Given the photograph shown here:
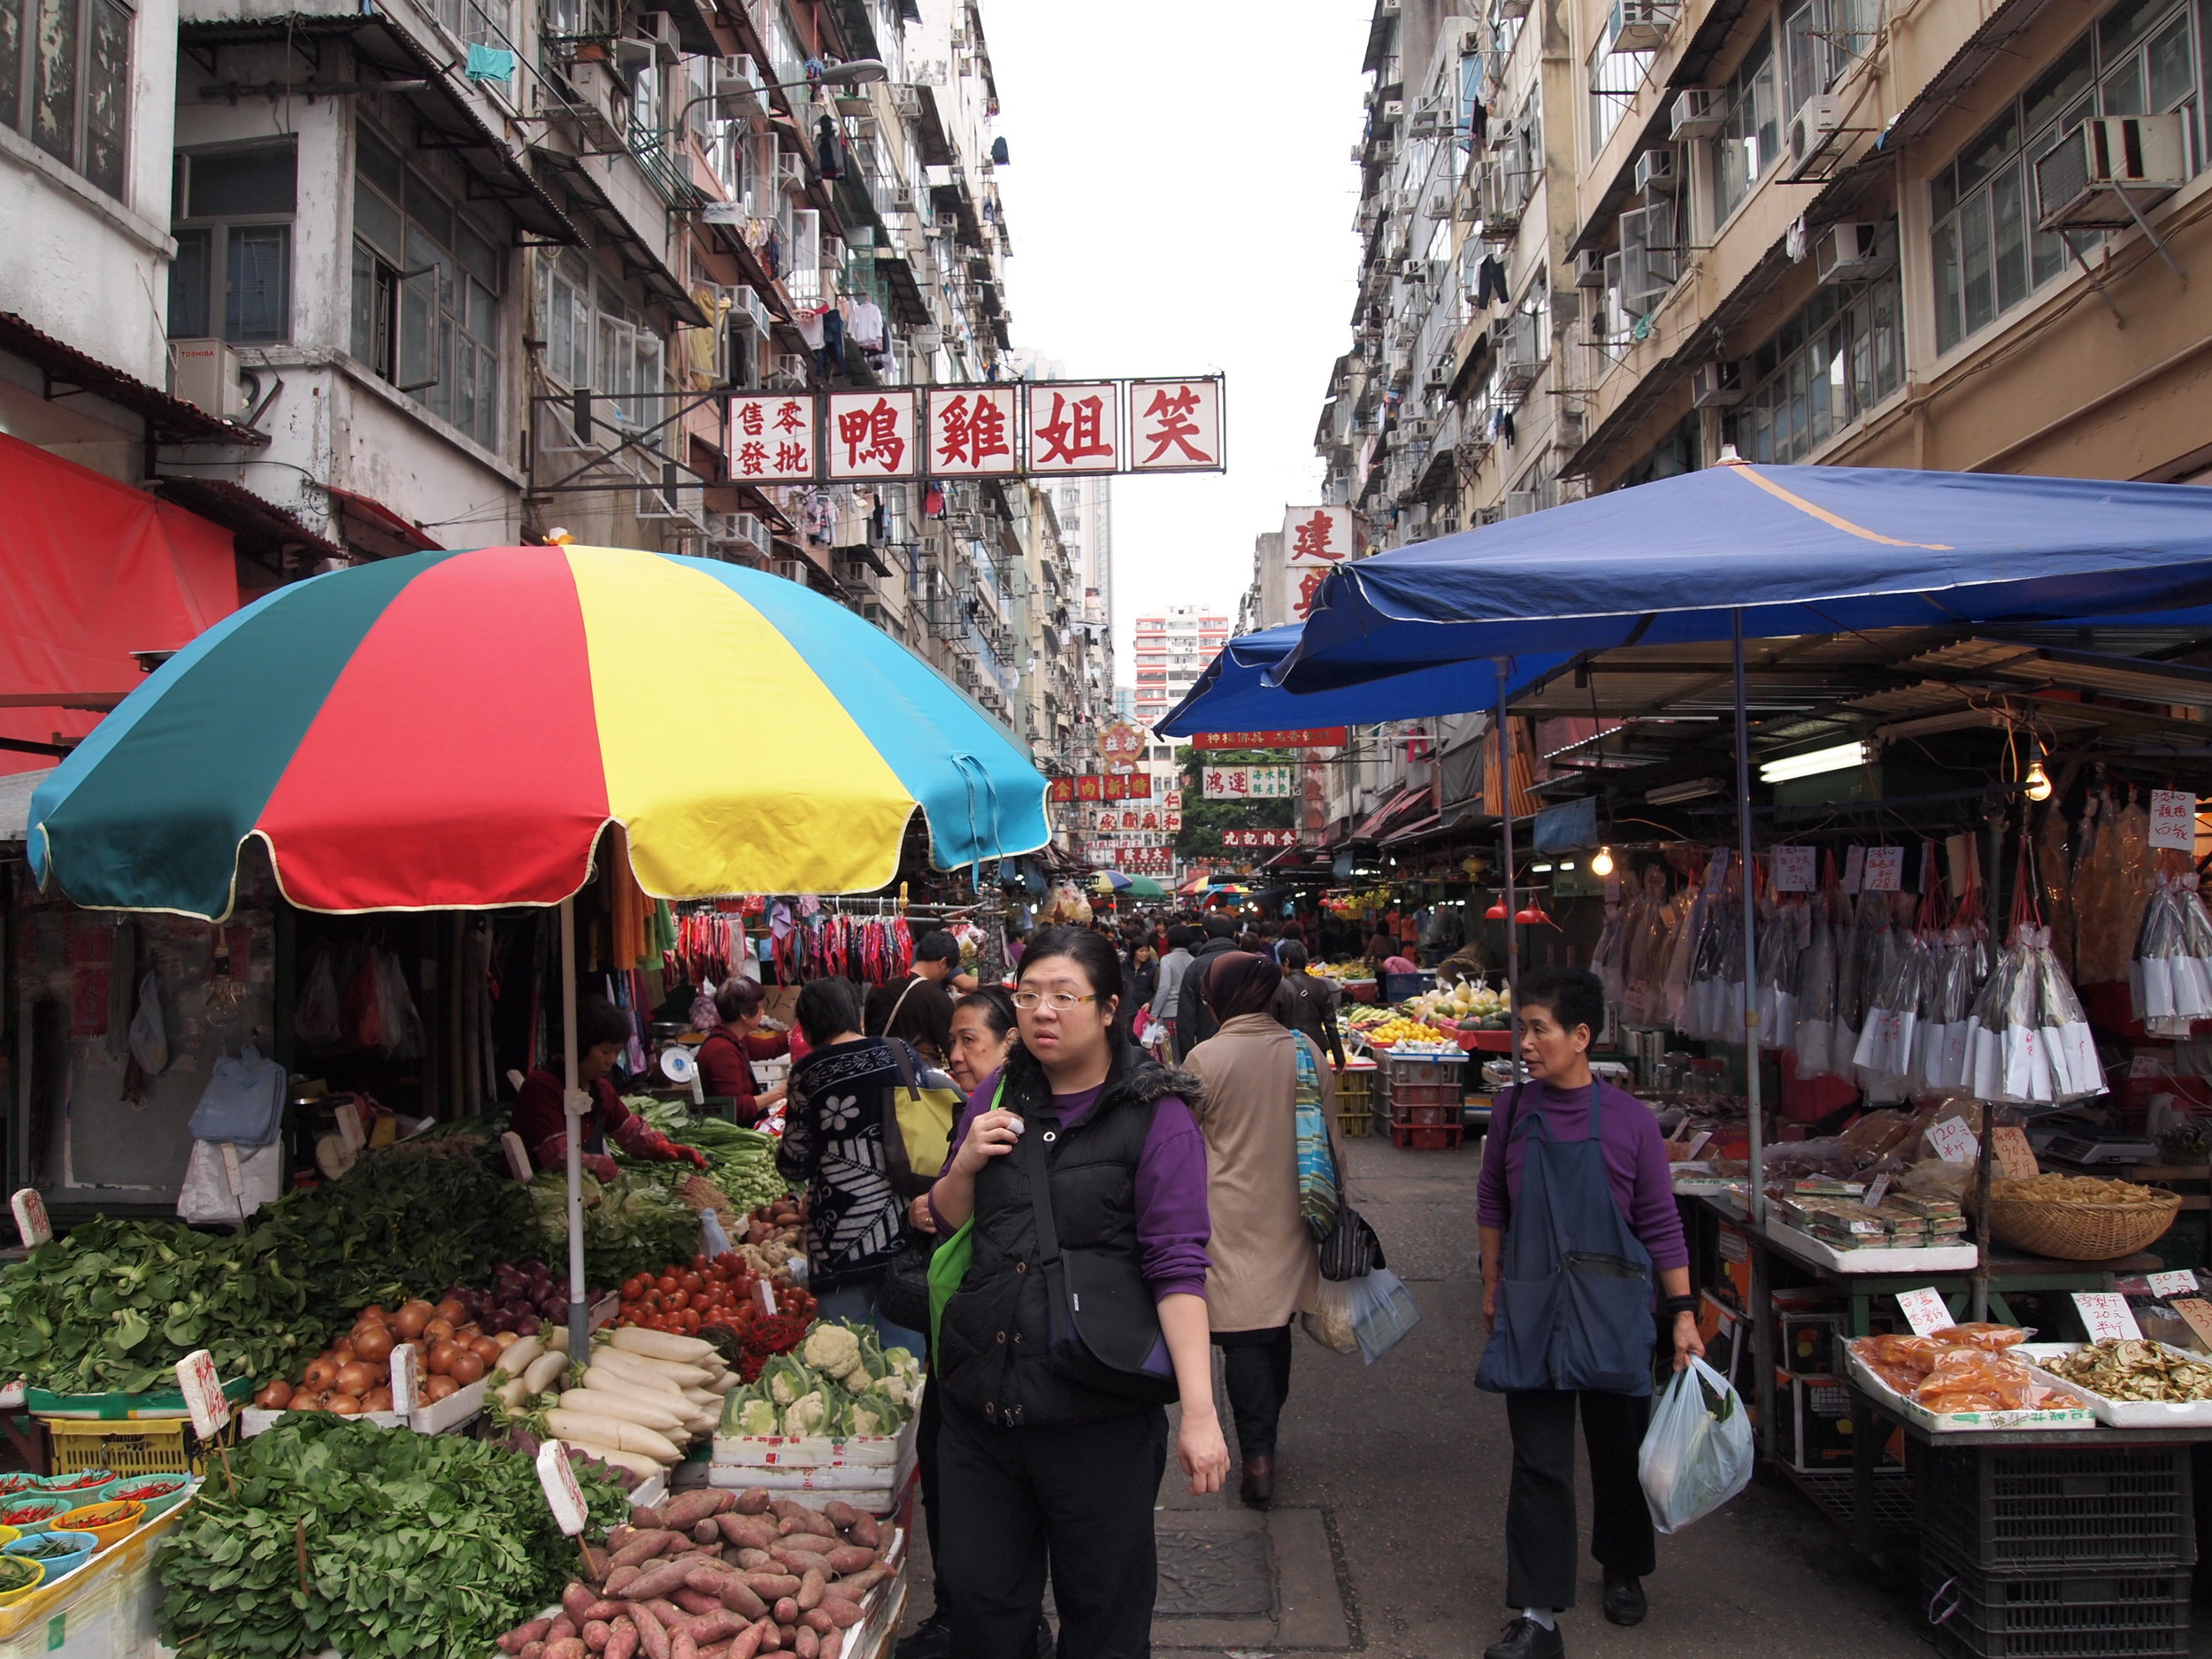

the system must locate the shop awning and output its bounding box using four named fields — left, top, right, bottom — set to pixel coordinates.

left=1349, top=787, right=1430, bottom=843
left=0, top=311, right=262, bottom=446
left=149, top=475, right=342, bottom=577
left=0, top=431, right=241, bottom=773
left=326, top=486, right=444, bottom=560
